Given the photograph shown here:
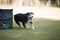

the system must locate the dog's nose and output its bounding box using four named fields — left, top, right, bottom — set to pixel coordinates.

left=32, top=16, right=33, bottom=17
